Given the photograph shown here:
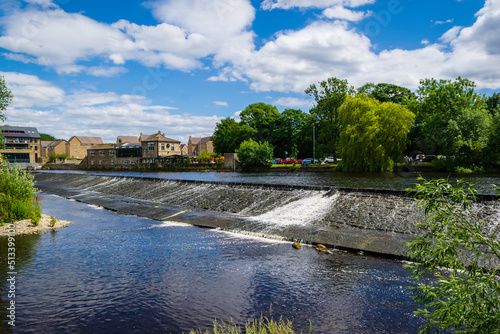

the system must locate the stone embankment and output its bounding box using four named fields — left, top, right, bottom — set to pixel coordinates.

left=32, top=172, right=500, bottom=259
